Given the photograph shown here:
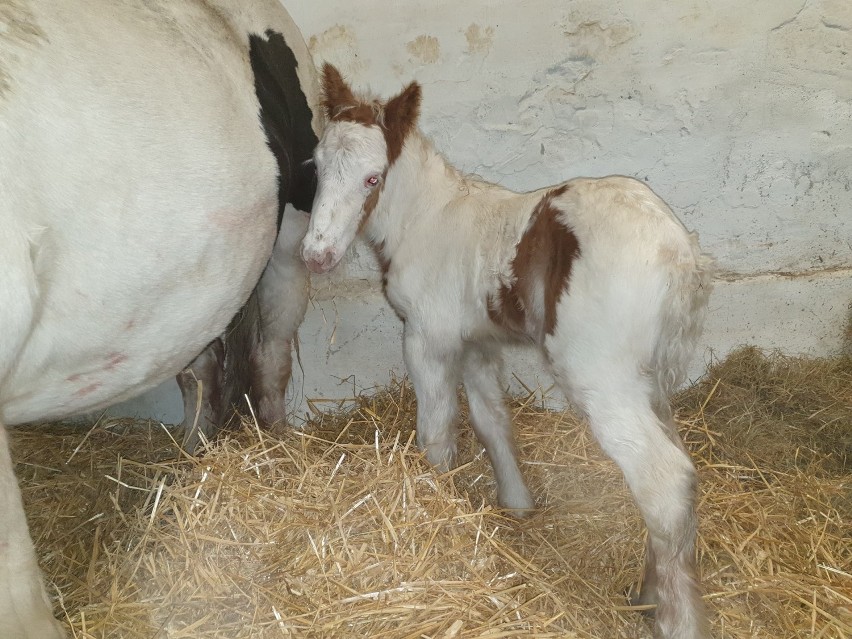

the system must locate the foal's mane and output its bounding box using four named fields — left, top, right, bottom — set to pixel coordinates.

left=329, top=99, right=387, bottom=129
